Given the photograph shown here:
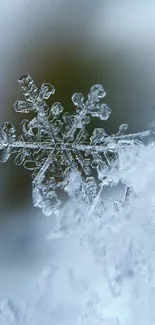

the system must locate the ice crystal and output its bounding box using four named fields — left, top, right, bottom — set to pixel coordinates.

left=2, top=75, right=155, bottom=324
left=1, top=74, right=155, bottom=216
